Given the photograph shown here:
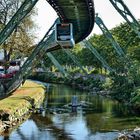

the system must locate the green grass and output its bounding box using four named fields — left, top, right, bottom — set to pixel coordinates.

left=0, top=80, right=45, bottom=116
